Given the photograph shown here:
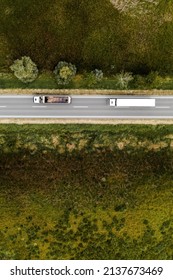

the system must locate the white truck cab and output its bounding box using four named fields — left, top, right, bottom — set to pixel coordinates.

left=33, top=96, right=42, bottom=103
left=110, top=98, right=116, bottom=106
